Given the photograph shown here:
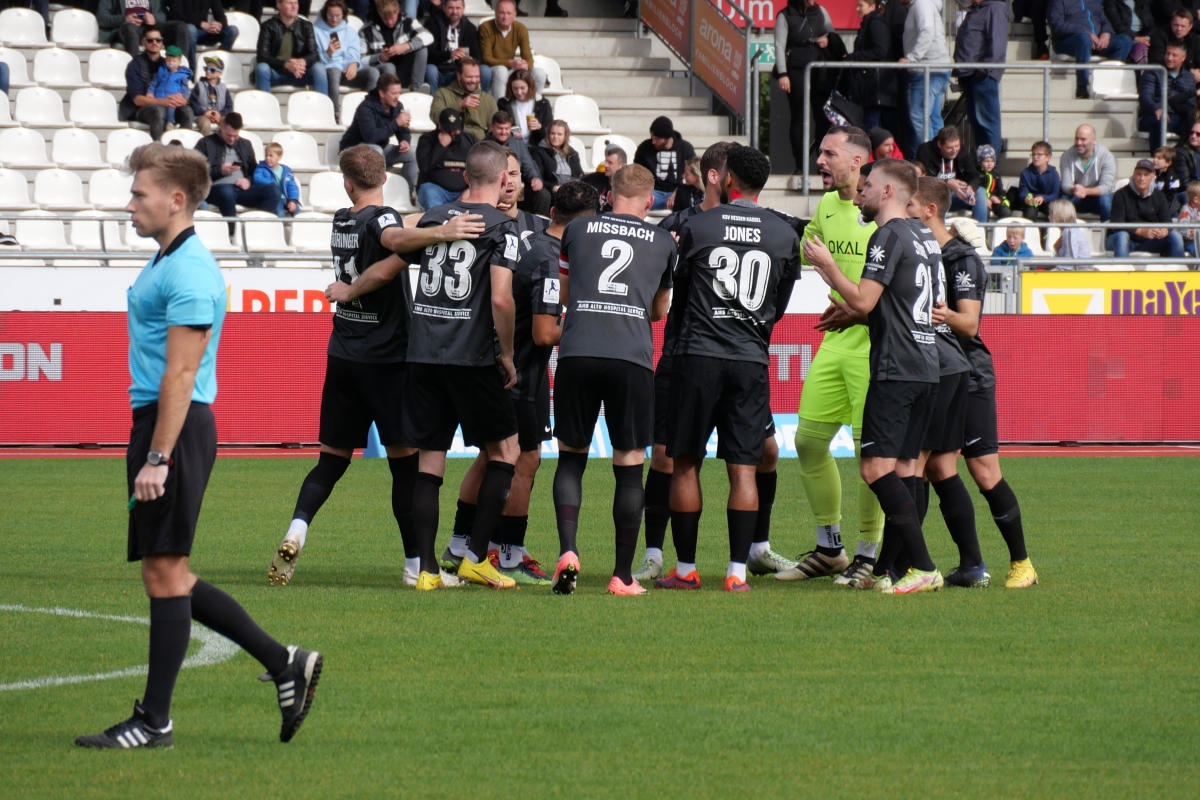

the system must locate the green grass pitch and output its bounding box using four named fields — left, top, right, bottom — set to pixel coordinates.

left=1, top=454, right=1197, bottom=798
